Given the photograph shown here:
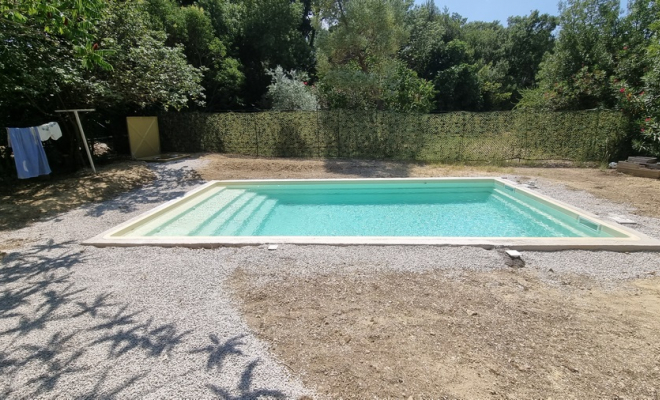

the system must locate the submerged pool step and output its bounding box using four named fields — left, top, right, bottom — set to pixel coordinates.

left=212, top=194, right=269, bottom=236
left=146, top=188, right=247, bottom=236
left=190, top=191, right=261, bottom=236
left=124, top=186, right=227, bottom=237
left=231, top=198, right=278, bottom=236
left=490, top=189, right=587, bottom=237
